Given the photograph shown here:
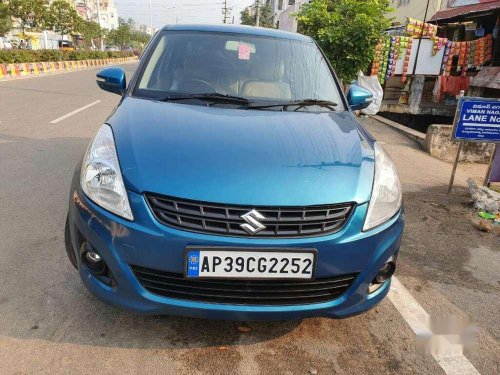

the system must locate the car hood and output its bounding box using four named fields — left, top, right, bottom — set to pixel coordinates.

left=108, top=97, right=375, bottom=206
